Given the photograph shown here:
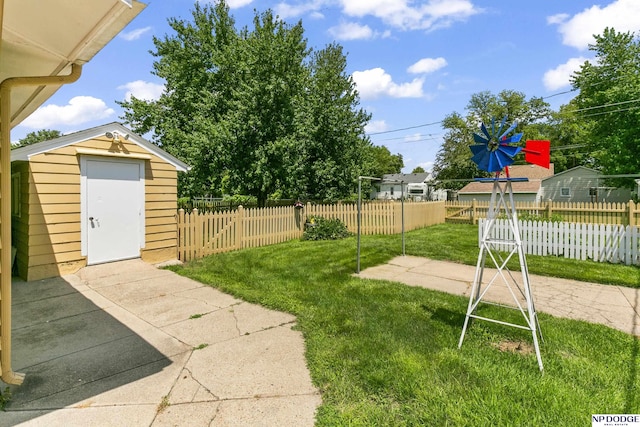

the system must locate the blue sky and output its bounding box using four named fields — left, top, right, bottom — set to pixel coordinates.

left=12, top=0, right=640, bottom=173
